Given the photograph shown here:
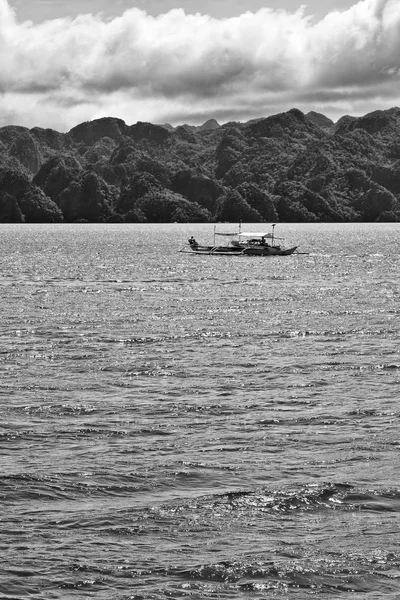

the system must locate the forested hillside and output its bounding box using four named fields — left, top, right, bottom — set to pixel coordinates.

left=1, top=107, right=400, bottom=223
